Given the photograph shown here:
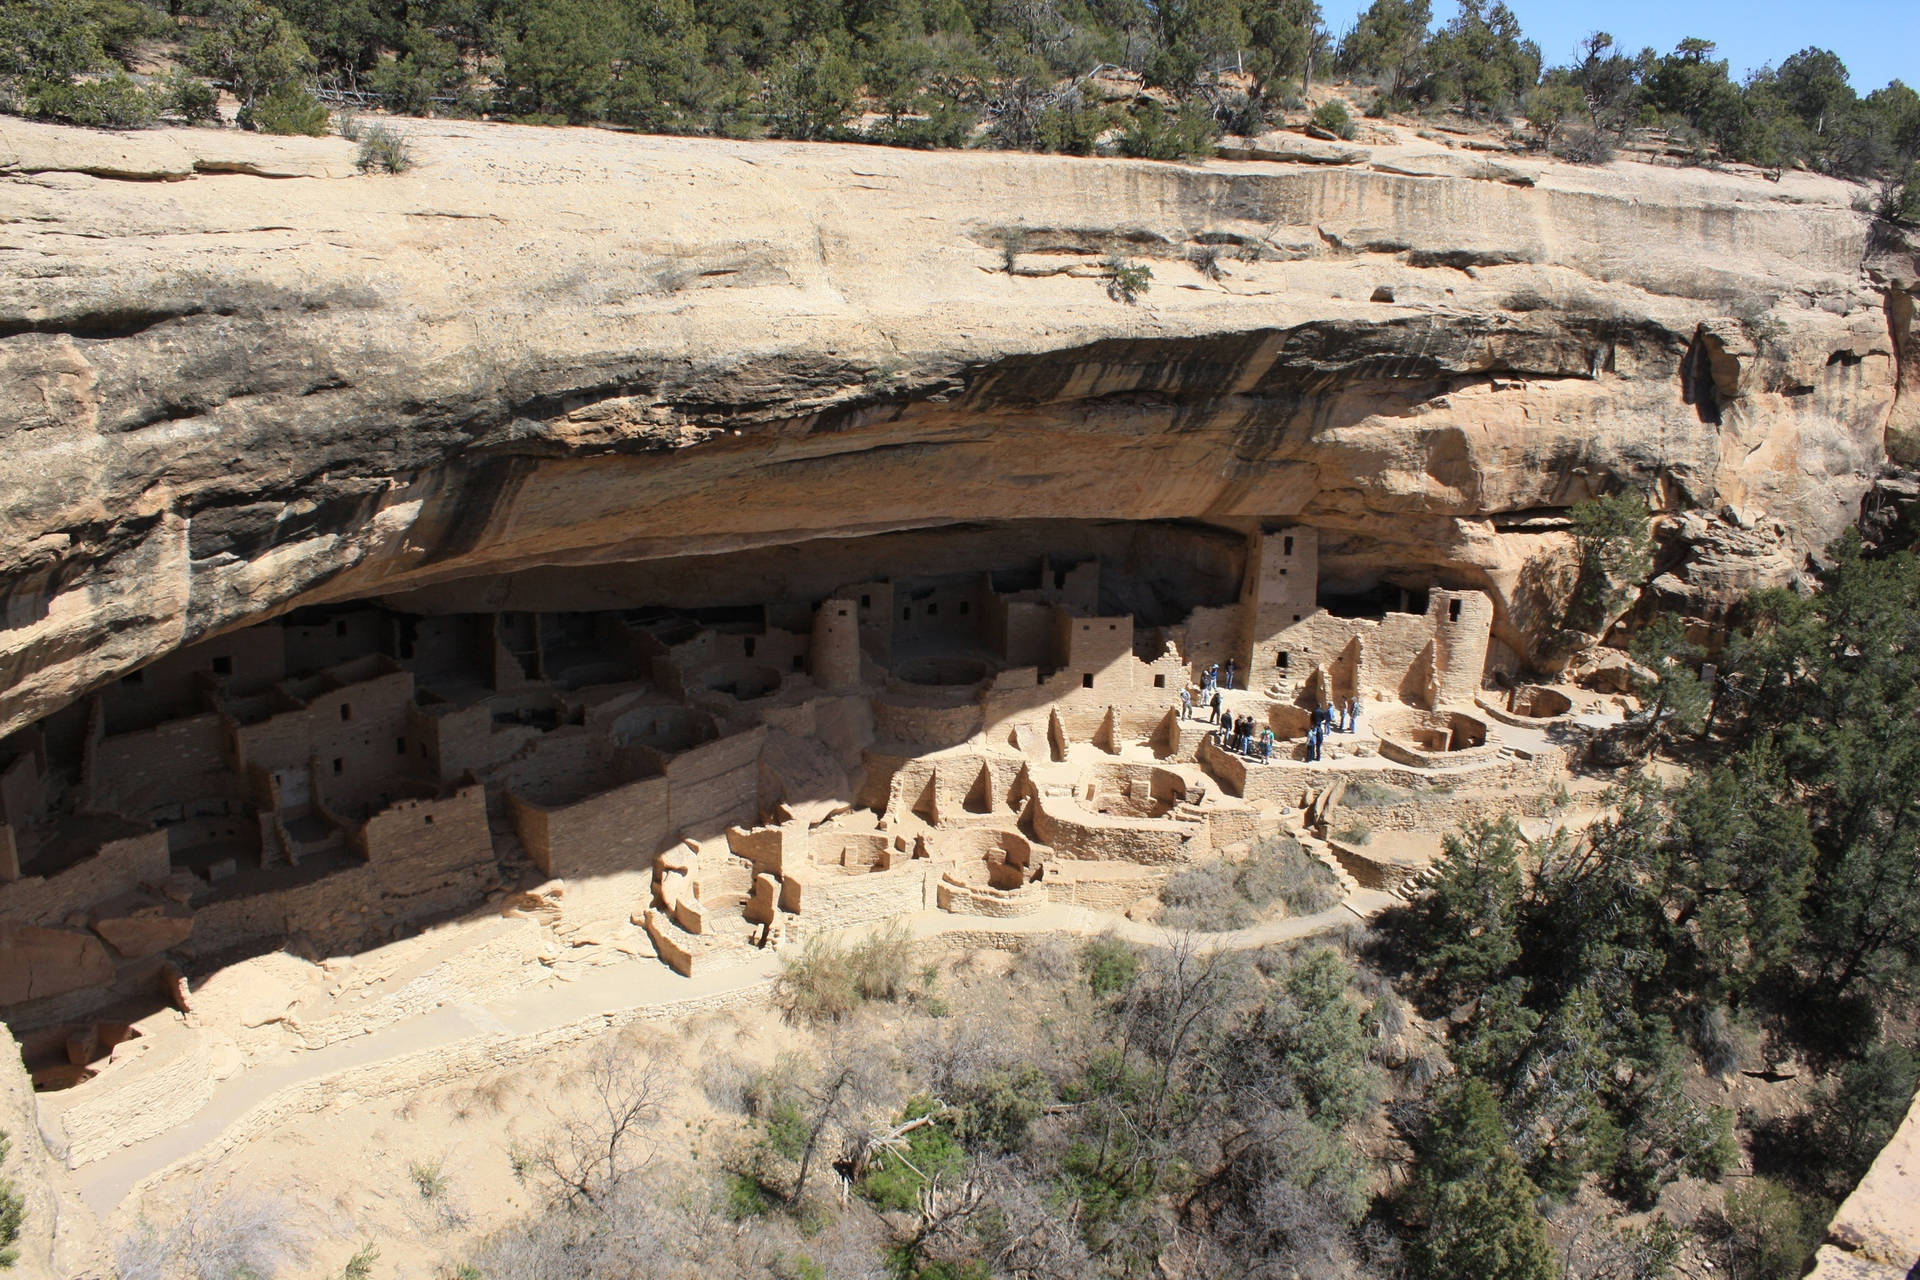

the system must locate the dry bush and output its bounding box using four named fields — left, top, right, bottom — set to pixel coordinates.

left=518, top=1041, right=672, bottom=1209
left=774, top=919, right=914, bottom=1022
left=1016, top=934, right=1078, bottom=983
left=115, top=1188, right=310, bottom=1280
